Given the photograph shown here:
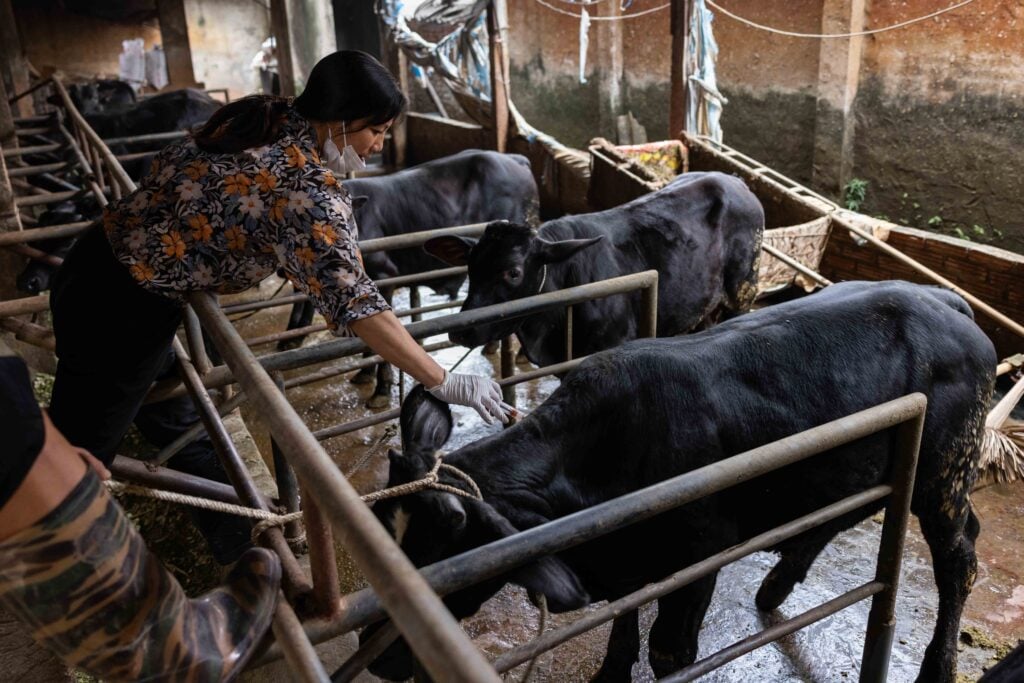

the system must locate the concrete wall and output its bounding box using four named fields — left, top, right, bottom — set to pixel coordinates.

left=184, top=0, right=271, bottom=99
left=503, top=0, right=1024, bottom=253
left=11, top=0, right=269, bottom=99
